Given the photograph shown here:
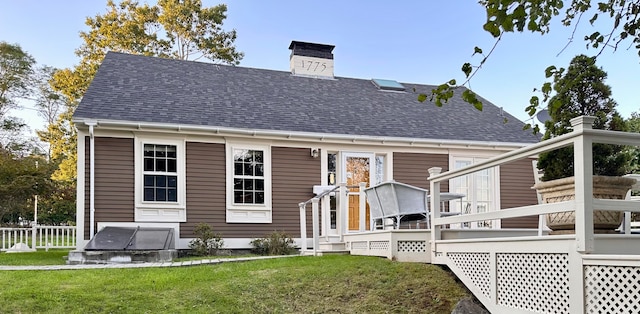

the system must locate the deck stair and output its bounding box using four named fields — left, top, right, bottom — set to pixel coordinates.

left=319, top=241, right=346, bottom=251
left=300, top=241, right=349, bottom=256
